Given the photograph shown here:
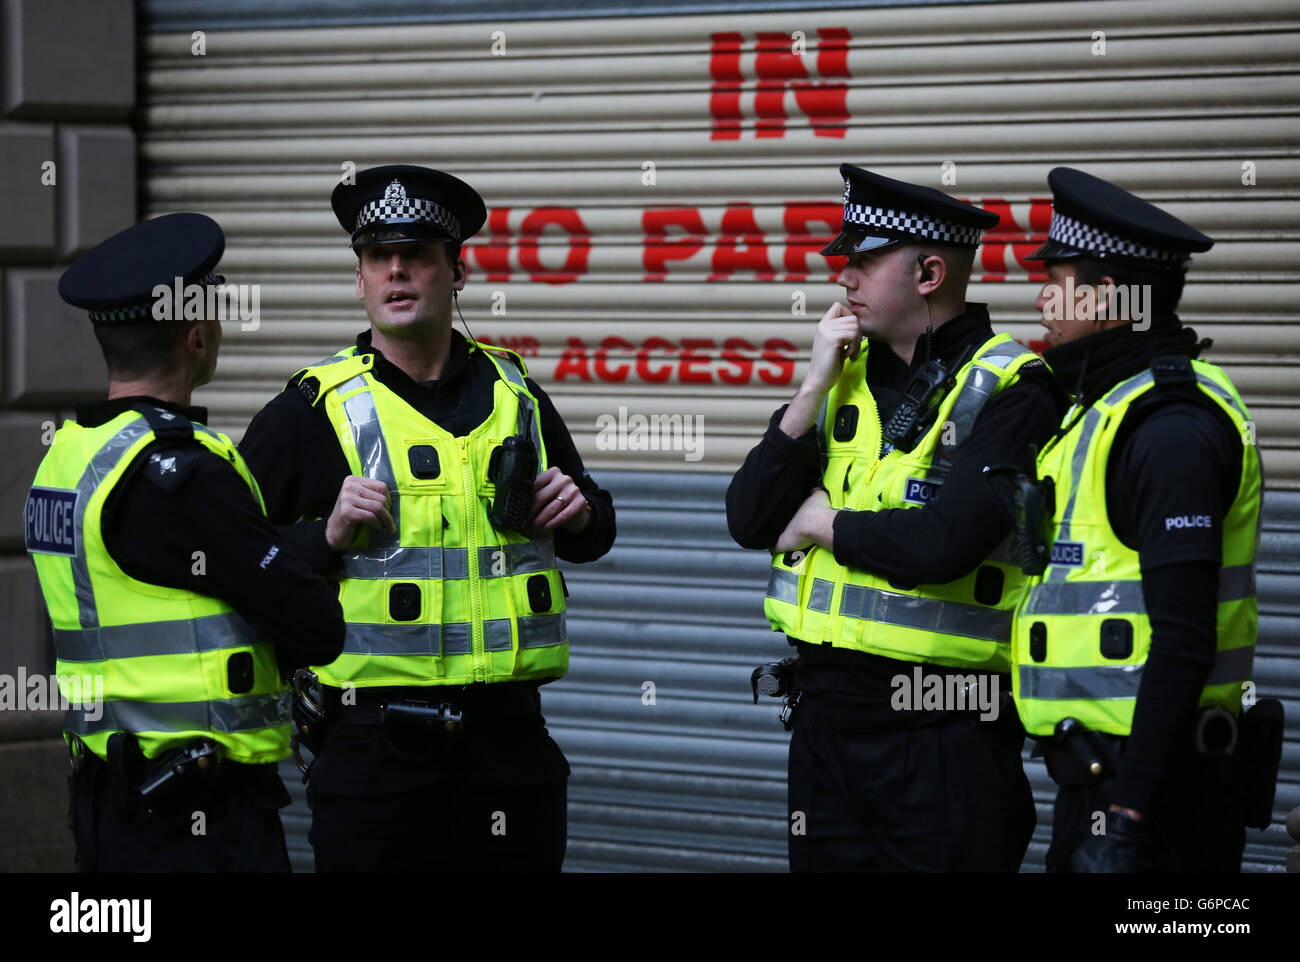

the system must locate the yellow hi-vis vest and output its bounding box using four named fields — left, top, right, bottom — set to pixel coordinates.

left=25, top=407, right=290, bottom=763
left=764, top=332, right=1041, bottom=671
left=294, top=342, right=568, bottom=688
left=1012, top=357, right=1261, bottom=736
